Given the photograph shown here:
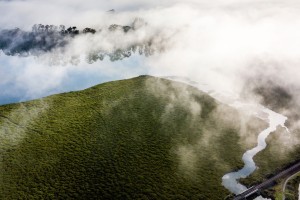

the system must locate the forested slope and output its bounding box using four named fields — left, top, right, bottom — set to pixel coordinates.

left=0, top=76, right=298, bottom=199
